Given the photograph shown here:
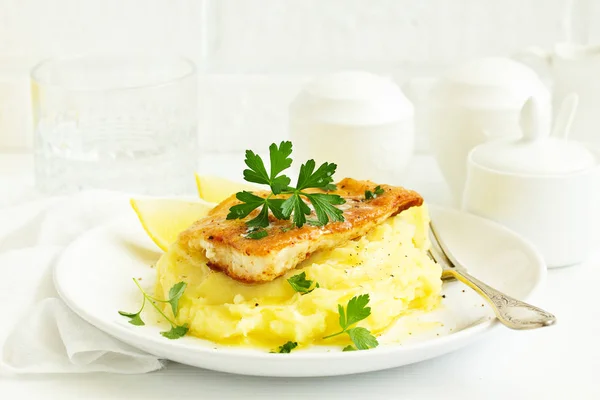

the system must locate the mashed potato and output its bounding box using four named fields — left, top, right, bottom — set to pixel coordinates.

left=155, top=205, right=442, bottom=348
